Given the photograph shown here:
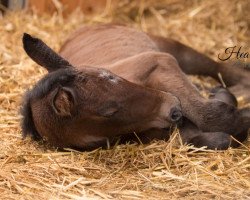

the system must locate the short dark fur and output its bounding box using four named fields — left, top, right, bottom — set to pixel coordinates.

left=20, top=68, right=77, bottom=139
left=20, top=26, right=250, bottom=150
